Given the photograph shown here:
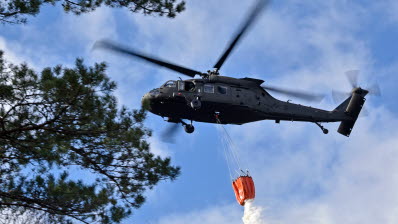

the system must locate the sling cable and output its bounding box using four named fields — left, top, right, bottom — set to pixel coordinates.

left=216, top=113, right=255, bottom=206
